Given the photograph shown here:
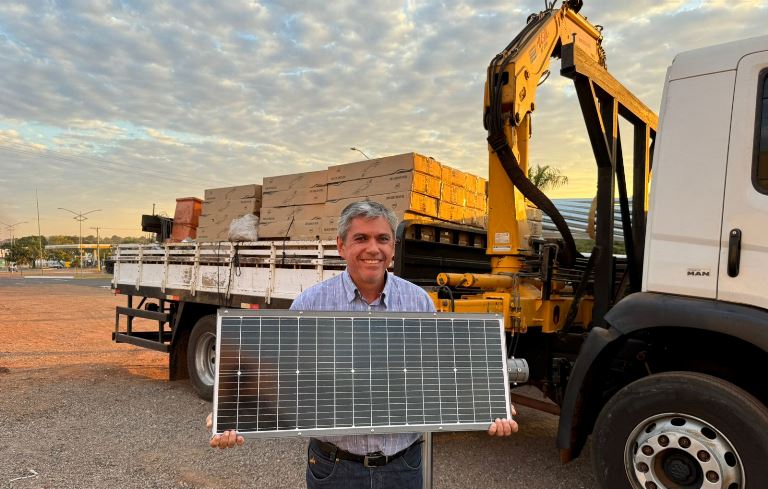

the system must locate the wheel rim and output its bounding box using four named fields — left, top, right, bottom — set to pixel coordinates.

left=625, top=413, right=744, bottom=489
left=194, top=331, right=216, bottom=386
